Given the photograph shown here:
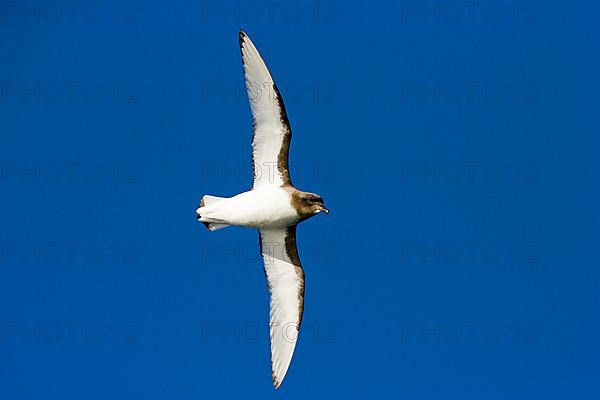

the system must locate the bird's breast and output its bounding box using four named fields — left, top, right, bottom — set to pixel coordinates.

left=226, top=187, right=299, bottom=228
